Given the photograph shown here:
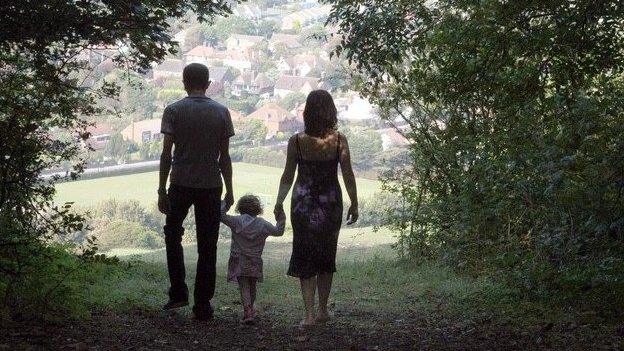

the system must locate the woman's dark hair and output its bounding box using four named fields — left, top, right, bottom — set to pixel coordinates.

left=303, top=90, right=338, bottom=137
left=183, top=63, right=210, bottom=91
left=236, top=194, right=263, bottom=216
